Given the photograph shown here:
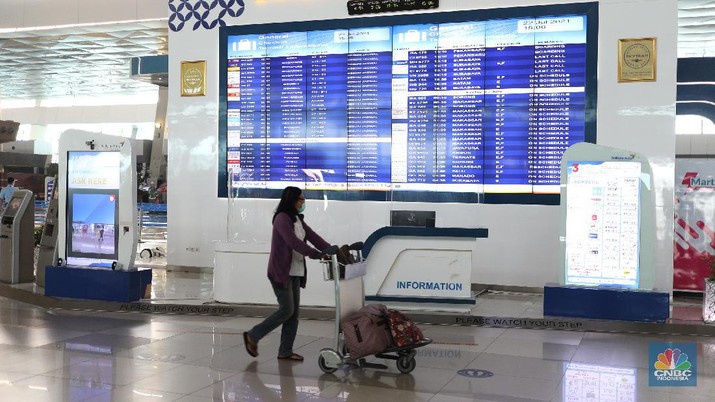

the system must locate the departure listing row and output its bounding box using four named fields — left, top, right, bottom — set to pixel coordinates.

left=225, top=14, right=588, bottom=195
